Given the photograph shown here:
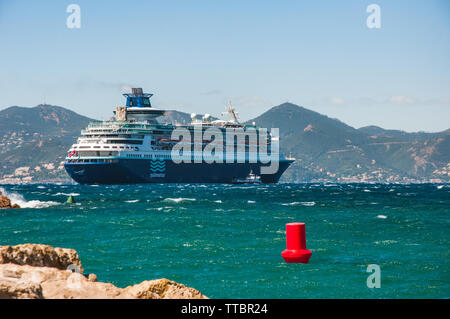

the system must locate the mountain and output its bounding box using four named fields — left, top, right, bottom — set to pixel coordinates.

left=0, top=103, right=448, bottom=183
left=0, top=105, right=94, bottom=183
left=357, top=125, right=443, bottom=142
left=248, top=103, right=449, bottom=182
